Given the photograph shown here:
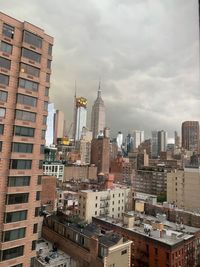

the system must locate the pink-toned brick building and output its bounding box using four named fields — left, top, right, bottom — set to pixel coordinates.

left=0, top=12, right=53, bottom=266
